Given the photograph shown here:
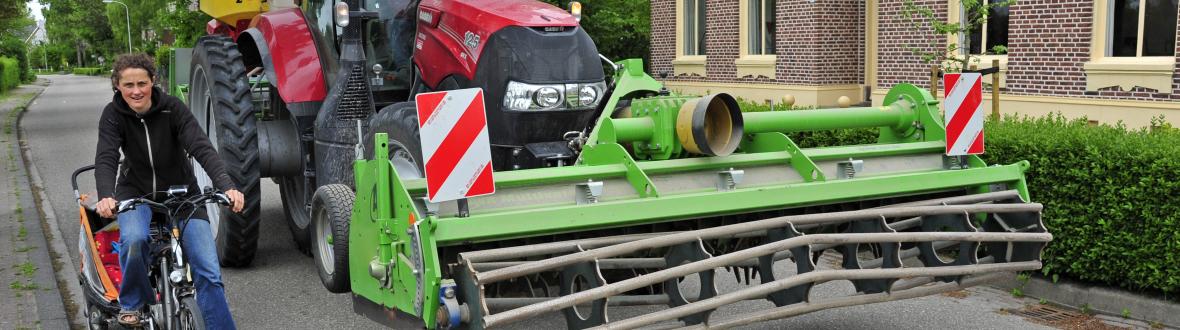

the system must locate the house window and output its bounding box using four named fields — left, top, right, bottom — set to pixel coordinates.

left=1110, top=0, right=1178, bottom=57
left=965, top=0, right=1010, bottom=55
left=684, top=0, right=706, bottom=56
left=748, top=0, right=775, bottom=55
